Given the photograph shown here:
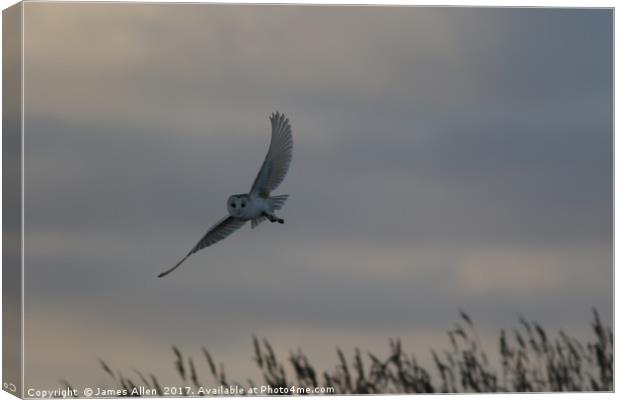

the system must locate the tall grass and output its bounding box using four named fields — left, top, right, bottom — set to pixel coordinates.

left=68, top=309, right=612, bottom=394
